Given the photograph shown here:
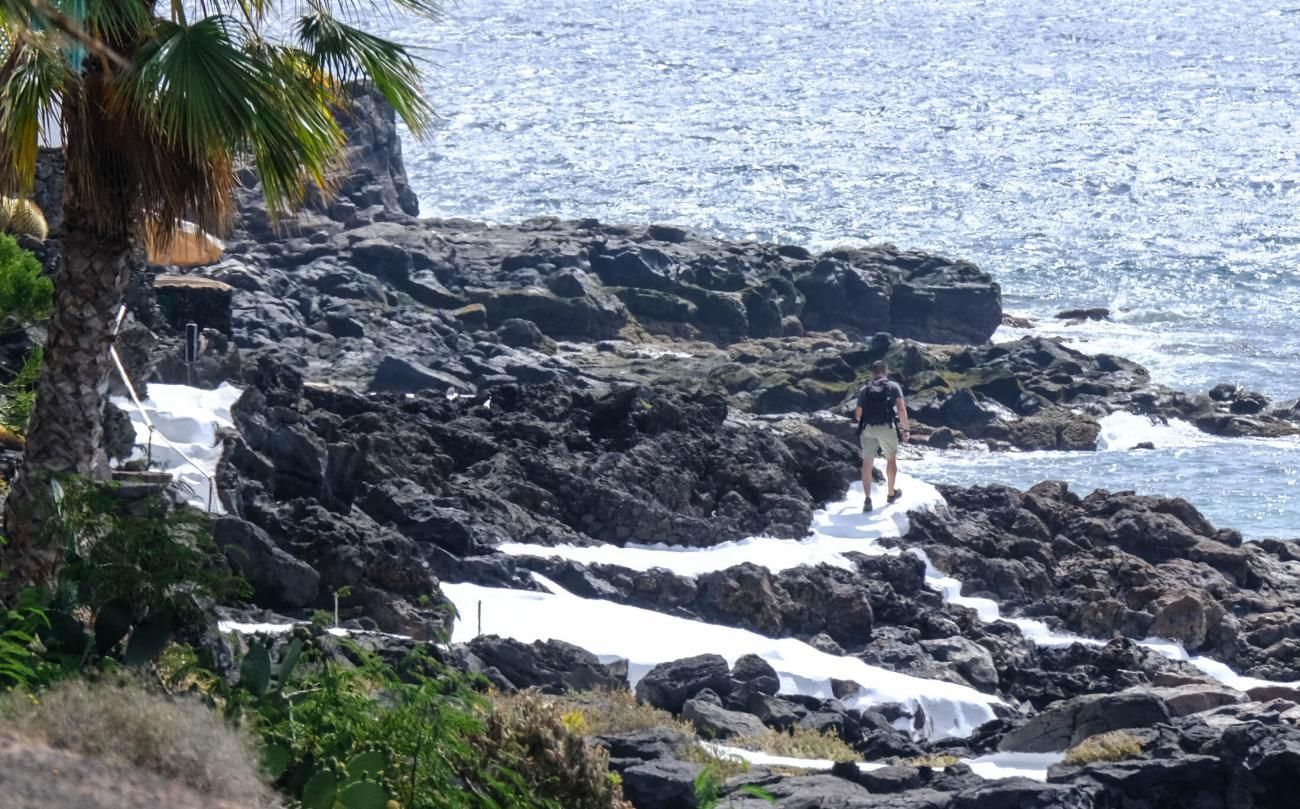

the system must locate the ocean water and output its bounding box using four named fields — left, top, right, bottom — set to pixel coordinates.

left=380, top=0, right=1300, bottom=536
